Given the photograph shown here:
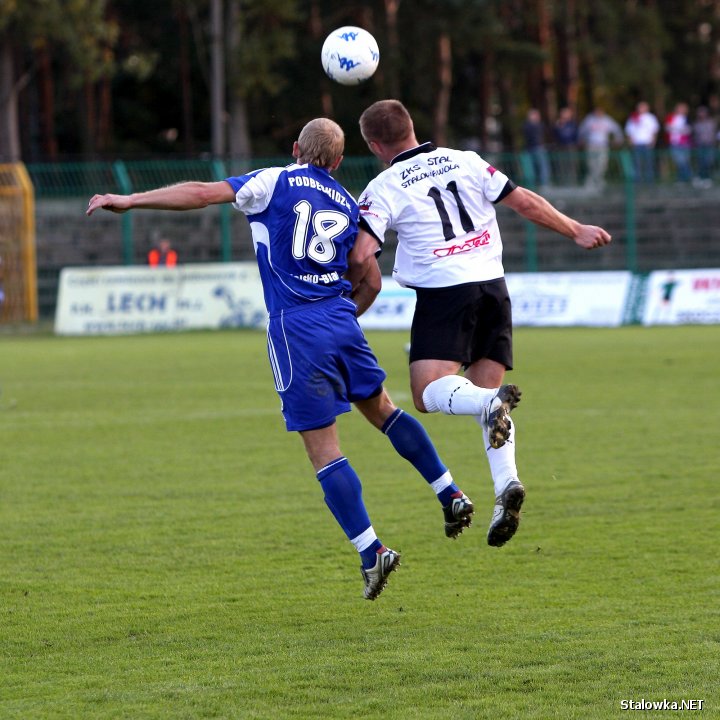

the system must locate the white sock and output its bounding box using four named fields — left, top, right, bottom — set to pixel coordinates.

left=350, top=526, right=378, bottom=552
left=475, top=414, right=519, bottom=496
left=422, top=375, right=497, bottom=415
left=430, top=470, right=453, bottom=495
